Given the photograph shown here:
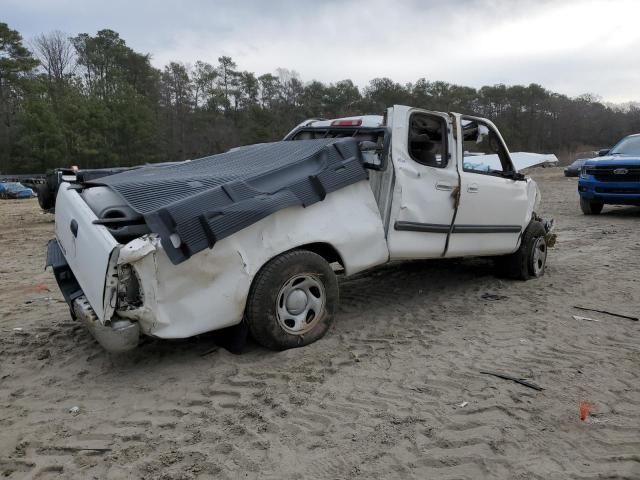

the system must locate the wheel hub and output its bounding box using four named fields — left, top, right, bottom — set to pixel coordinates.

left=276, top=274, right=326, bottom=334
left=285, top=289, right=308, bottom=315
left=532, top=237, right=547, bottom=276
